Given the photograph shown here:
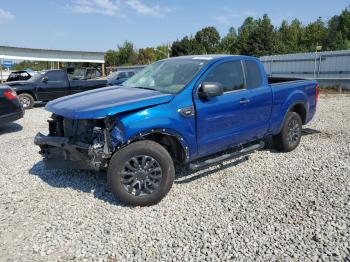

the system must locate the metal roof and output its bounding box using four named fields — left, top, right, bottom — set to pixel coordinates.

left=0, top=46, right=105, bottom=63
